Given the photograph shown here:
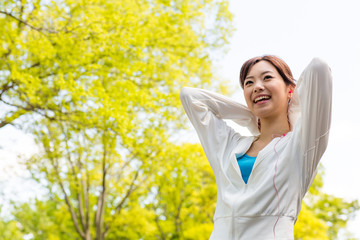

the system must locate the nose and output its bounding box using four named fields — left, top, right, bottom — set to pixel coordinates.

left=253, top=80, right=264, bottom=93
